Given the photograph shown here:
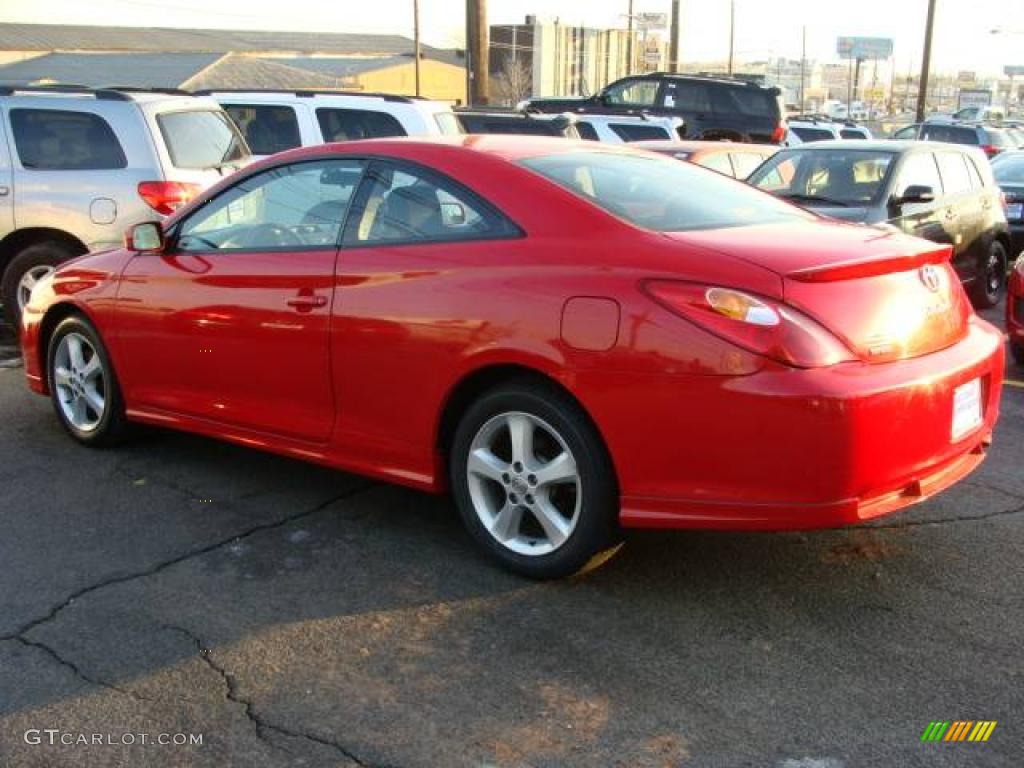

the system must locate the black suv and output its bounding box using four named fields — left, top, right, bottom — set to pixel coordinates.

left=896, top=122, right=1015, bottom=160
left=521, top=73, right=786, bottom=144
left=748, top=140, right=1011, bottom=308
